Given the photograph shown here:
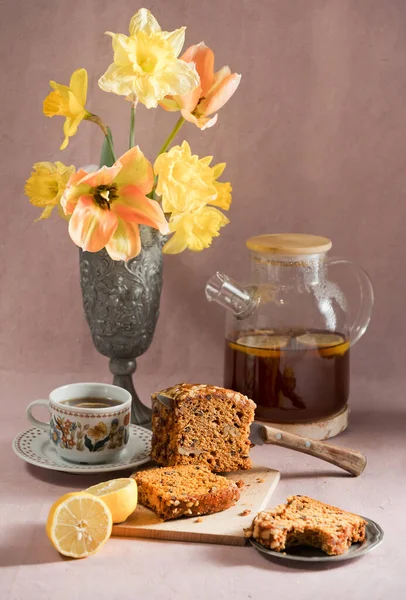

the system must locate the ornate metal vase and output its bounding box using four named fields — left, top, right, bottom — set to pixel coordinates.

left=79, top=226, right=163, bottom=426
